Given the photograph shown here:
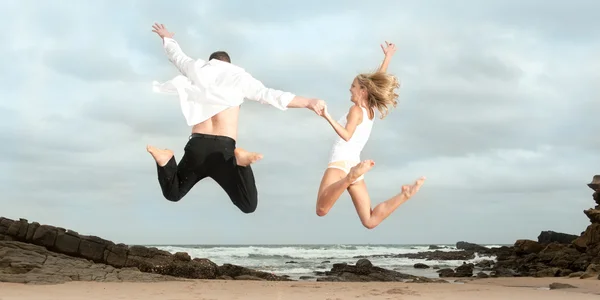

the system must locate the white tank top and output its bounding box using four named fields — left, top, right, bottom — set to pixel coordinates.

left=329, top=106, right=374, bottom=163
